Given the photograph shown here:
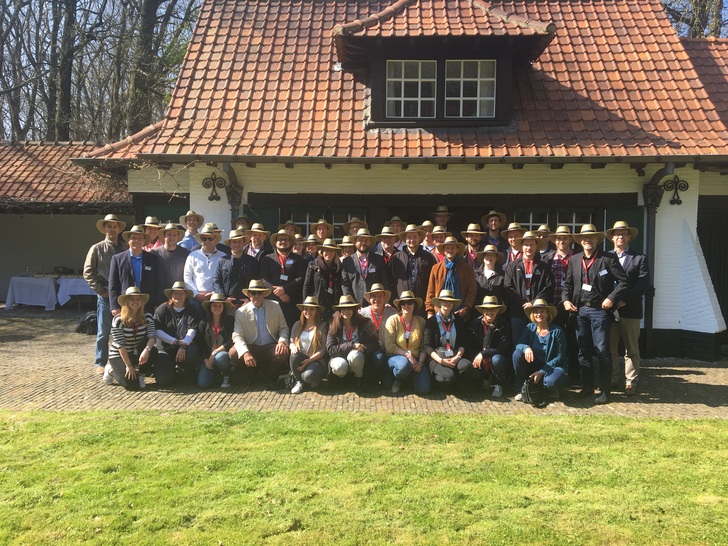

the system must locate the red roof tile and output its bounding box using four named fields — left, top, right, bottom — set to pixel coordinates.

left=0, top=142, right=130, bottom=204
left=89, top=0, right=728, bottom=162
left=682, top=37, right=728, bottom=126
